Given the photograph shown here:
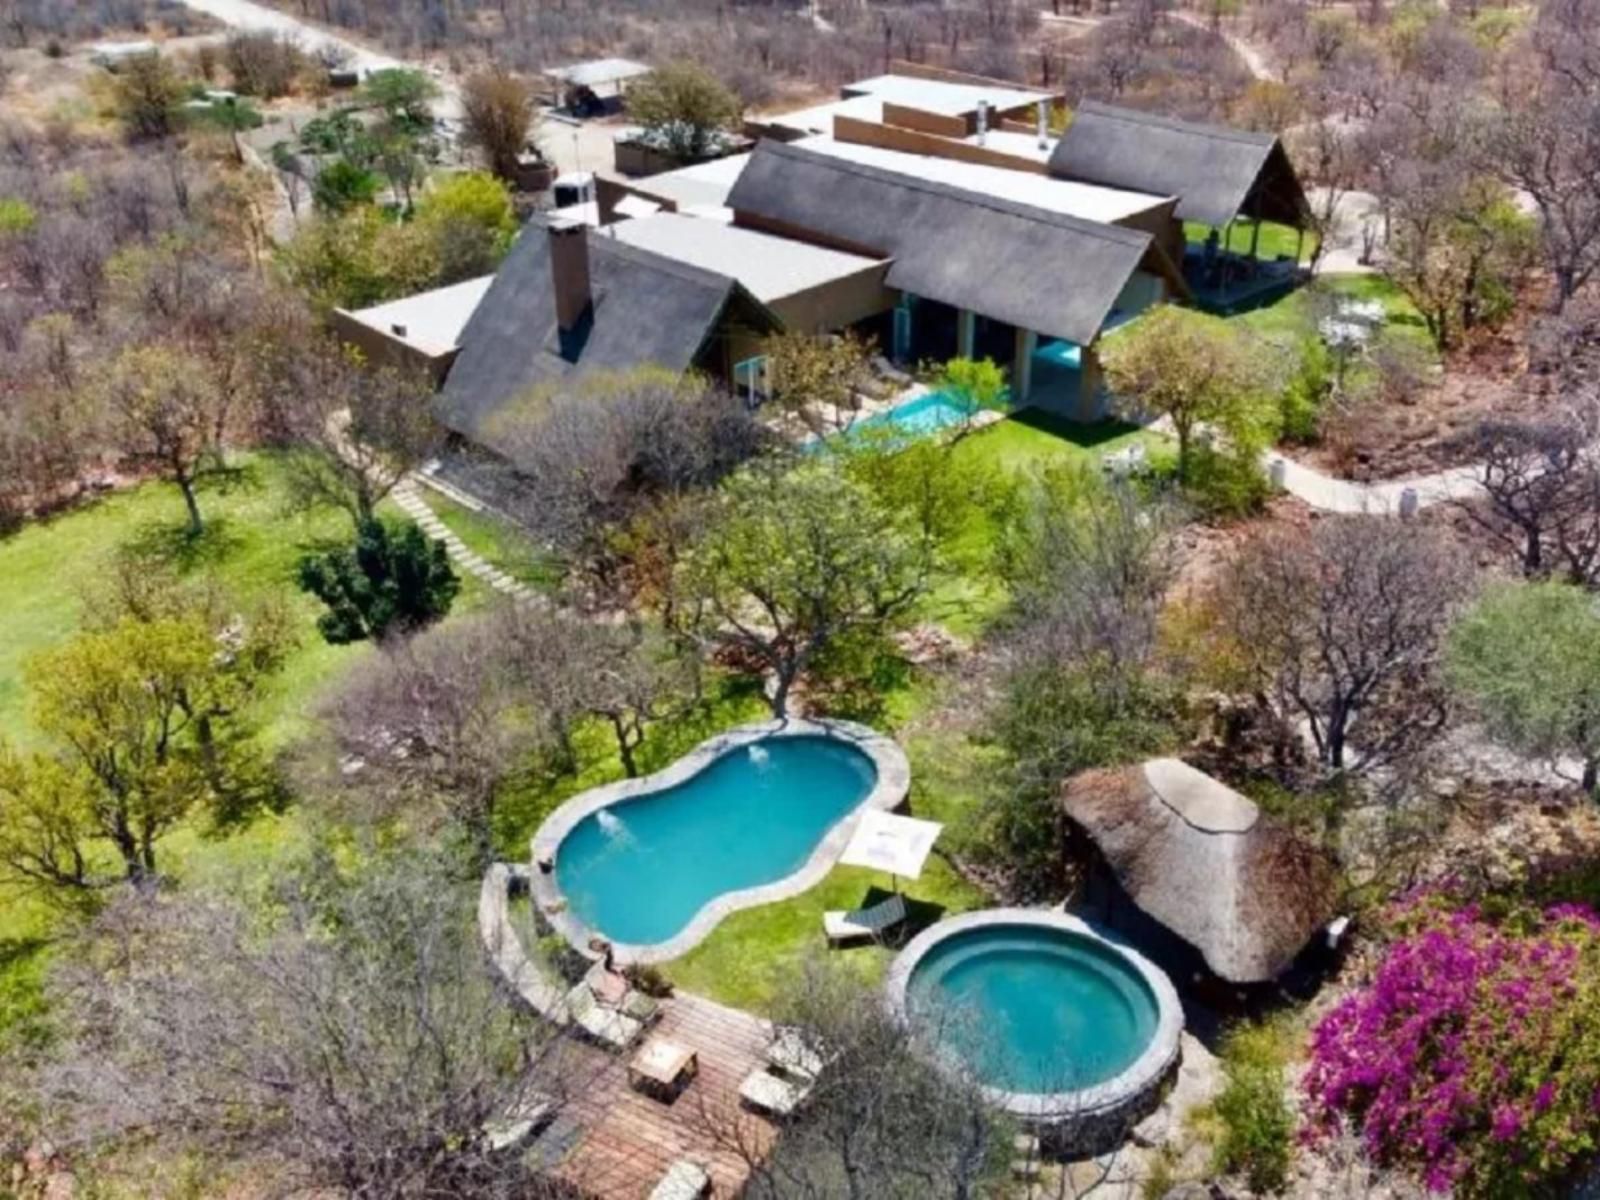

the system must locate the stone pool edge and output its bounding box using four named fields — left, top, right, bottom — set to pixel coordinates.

left=882, top=908, right=1184, bottom=1136
left=528, top=717, right=911, bottom=966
